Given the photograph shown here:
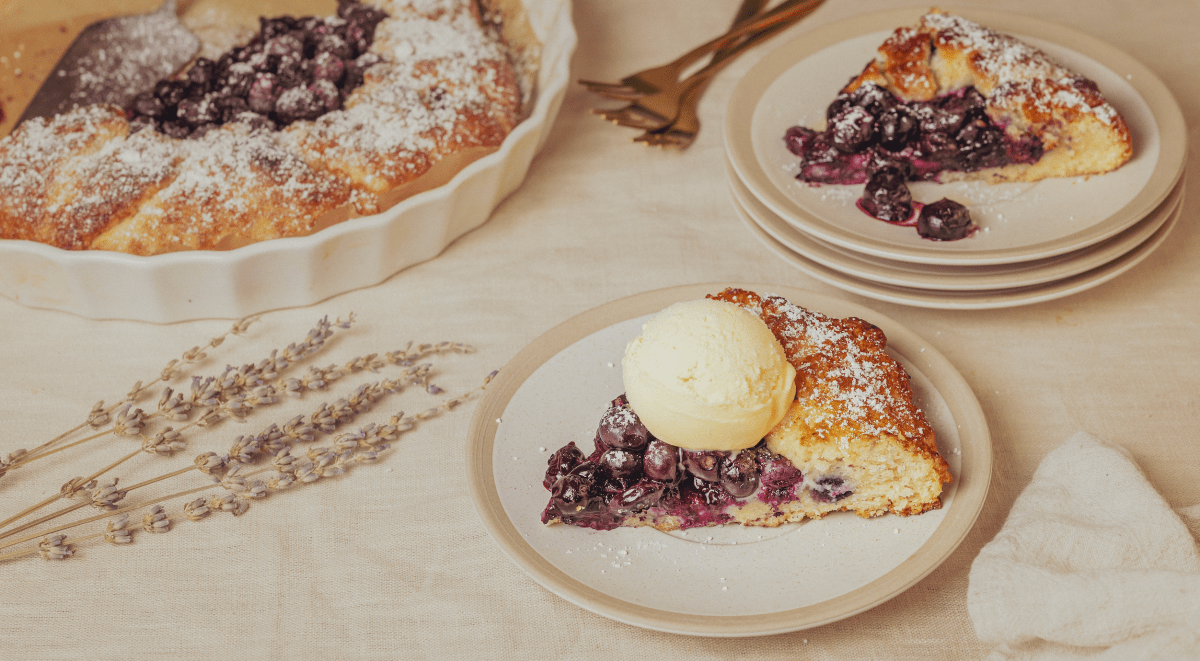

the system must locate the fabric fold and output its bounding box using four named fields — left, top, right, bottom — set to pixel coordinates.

left=968, top=431, right=1200, bottom=660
